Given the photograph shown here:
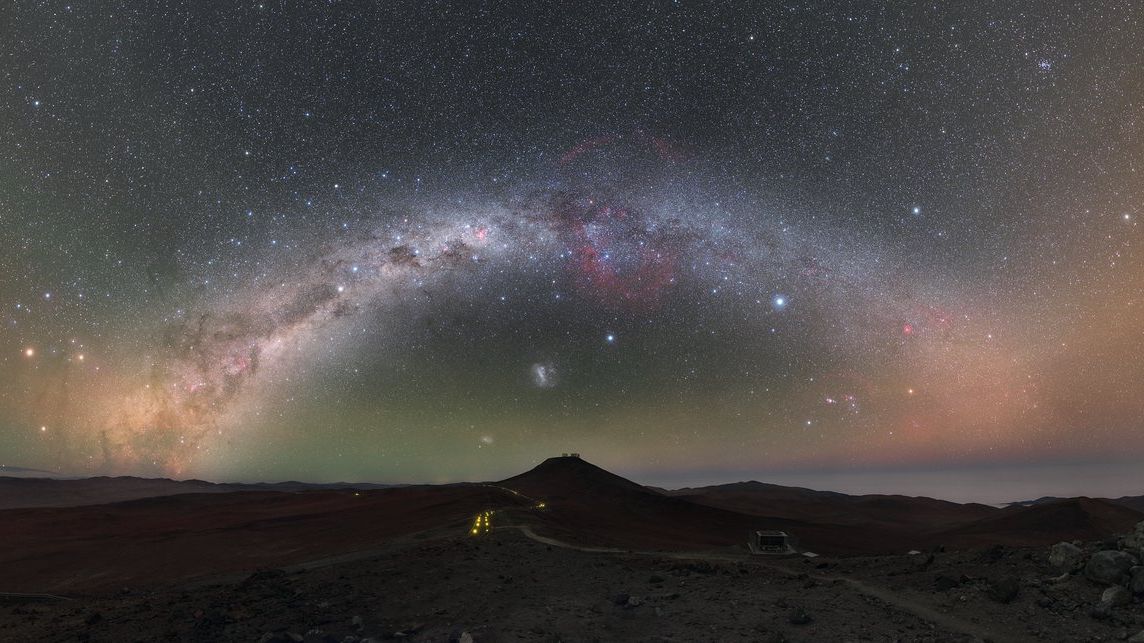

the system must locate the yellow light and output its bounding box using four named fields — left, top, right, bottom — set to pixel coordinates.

left=77, top=354, right=84, bottom=361
left=24, top=348, right=34, bottom=357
